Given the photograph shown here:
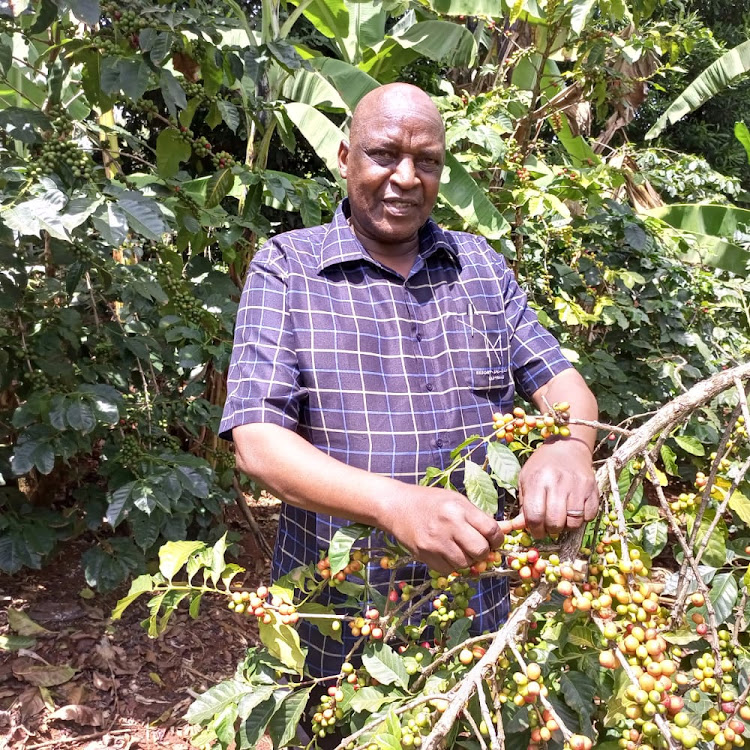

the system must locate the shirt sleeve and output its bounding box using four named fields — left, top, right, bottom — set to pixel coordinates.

left=218, top=242, right=305, bottom=441
left=495, top=251, right=572, bottom=402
